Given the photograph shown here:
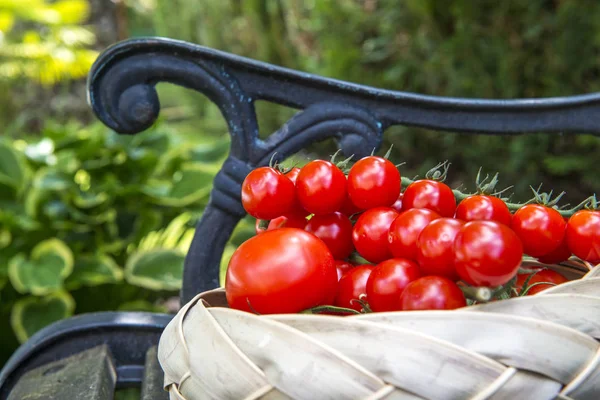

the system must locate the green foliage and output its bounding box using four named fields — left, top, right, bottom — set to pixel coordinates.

left=0, top=121, right=229, bottom=361
left=141, top=0, right=600, bottom=203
